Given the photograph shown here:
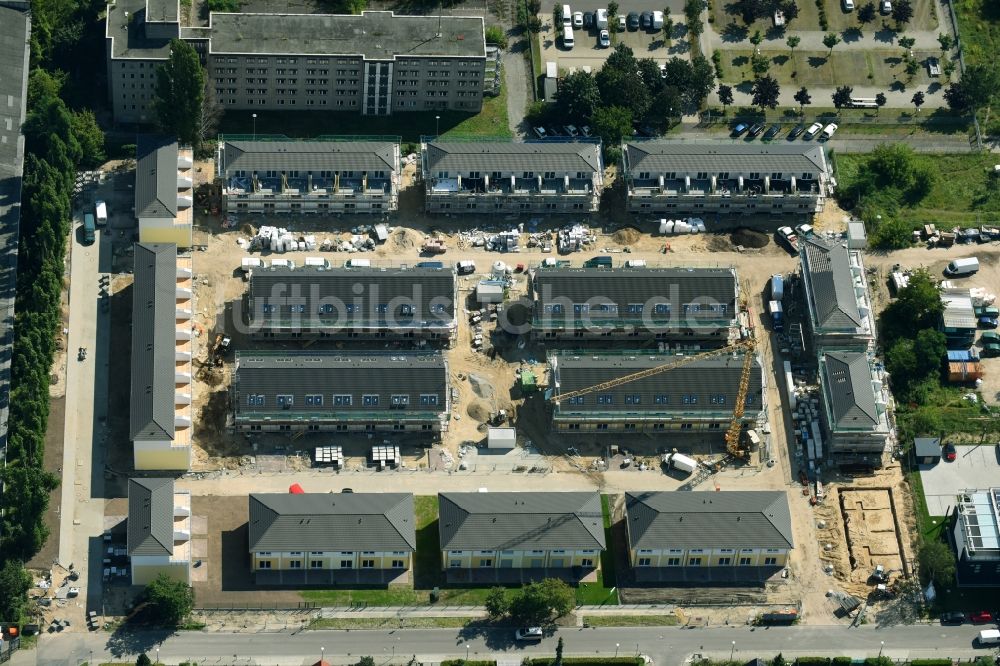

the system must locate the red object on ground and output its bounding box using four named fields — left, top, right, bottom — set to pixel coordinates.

left=289, top=483, right=305, bottom=494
